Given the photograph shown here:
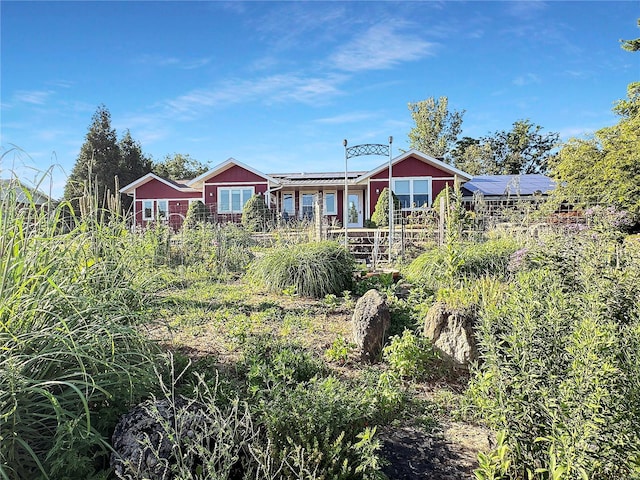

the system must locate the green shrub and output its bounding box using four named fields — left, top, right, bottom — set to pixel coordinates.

left=242, top=336, right=328, bottom=394
left=371, top=187, right=401, bottom=227
left=250, top=241, right=355, bottom=298
left=242, top=194, right=273, bottom=232
left=404, top=237, right=521, bottom=287
left=259, top=376, right=386, bottom=479
left=183, top=200, right=210, bottom=228
left=383, top=329, right=441, bottom=380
